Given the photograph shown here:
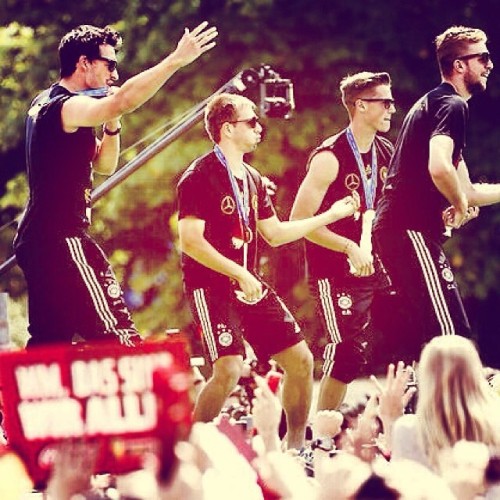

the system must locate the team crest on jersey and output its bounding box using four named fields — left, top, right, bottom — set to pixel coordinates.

left=107, top=283, right=121, bottom=299
left=379, top=166, right=388, bottom=183
left=221, top=195, right=236, bottom=215
left=216, top=323, right=233, bottom=347
left=441, top=267, right=454, bottom=283
left=345, top=173, right=360, bottom=191
left=337, top=294, right=353, bottom=310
